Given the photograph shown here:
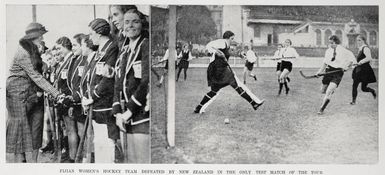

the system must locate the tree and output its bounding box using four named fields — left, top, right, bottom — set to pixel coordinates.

left=176, top=6, right=217, bottom=45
